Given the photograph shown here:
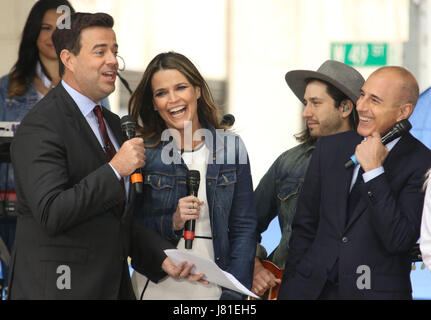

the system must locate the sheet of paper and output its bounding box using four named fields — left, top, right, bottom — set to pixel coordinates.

left=164, top=249, right=260, bottom=299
